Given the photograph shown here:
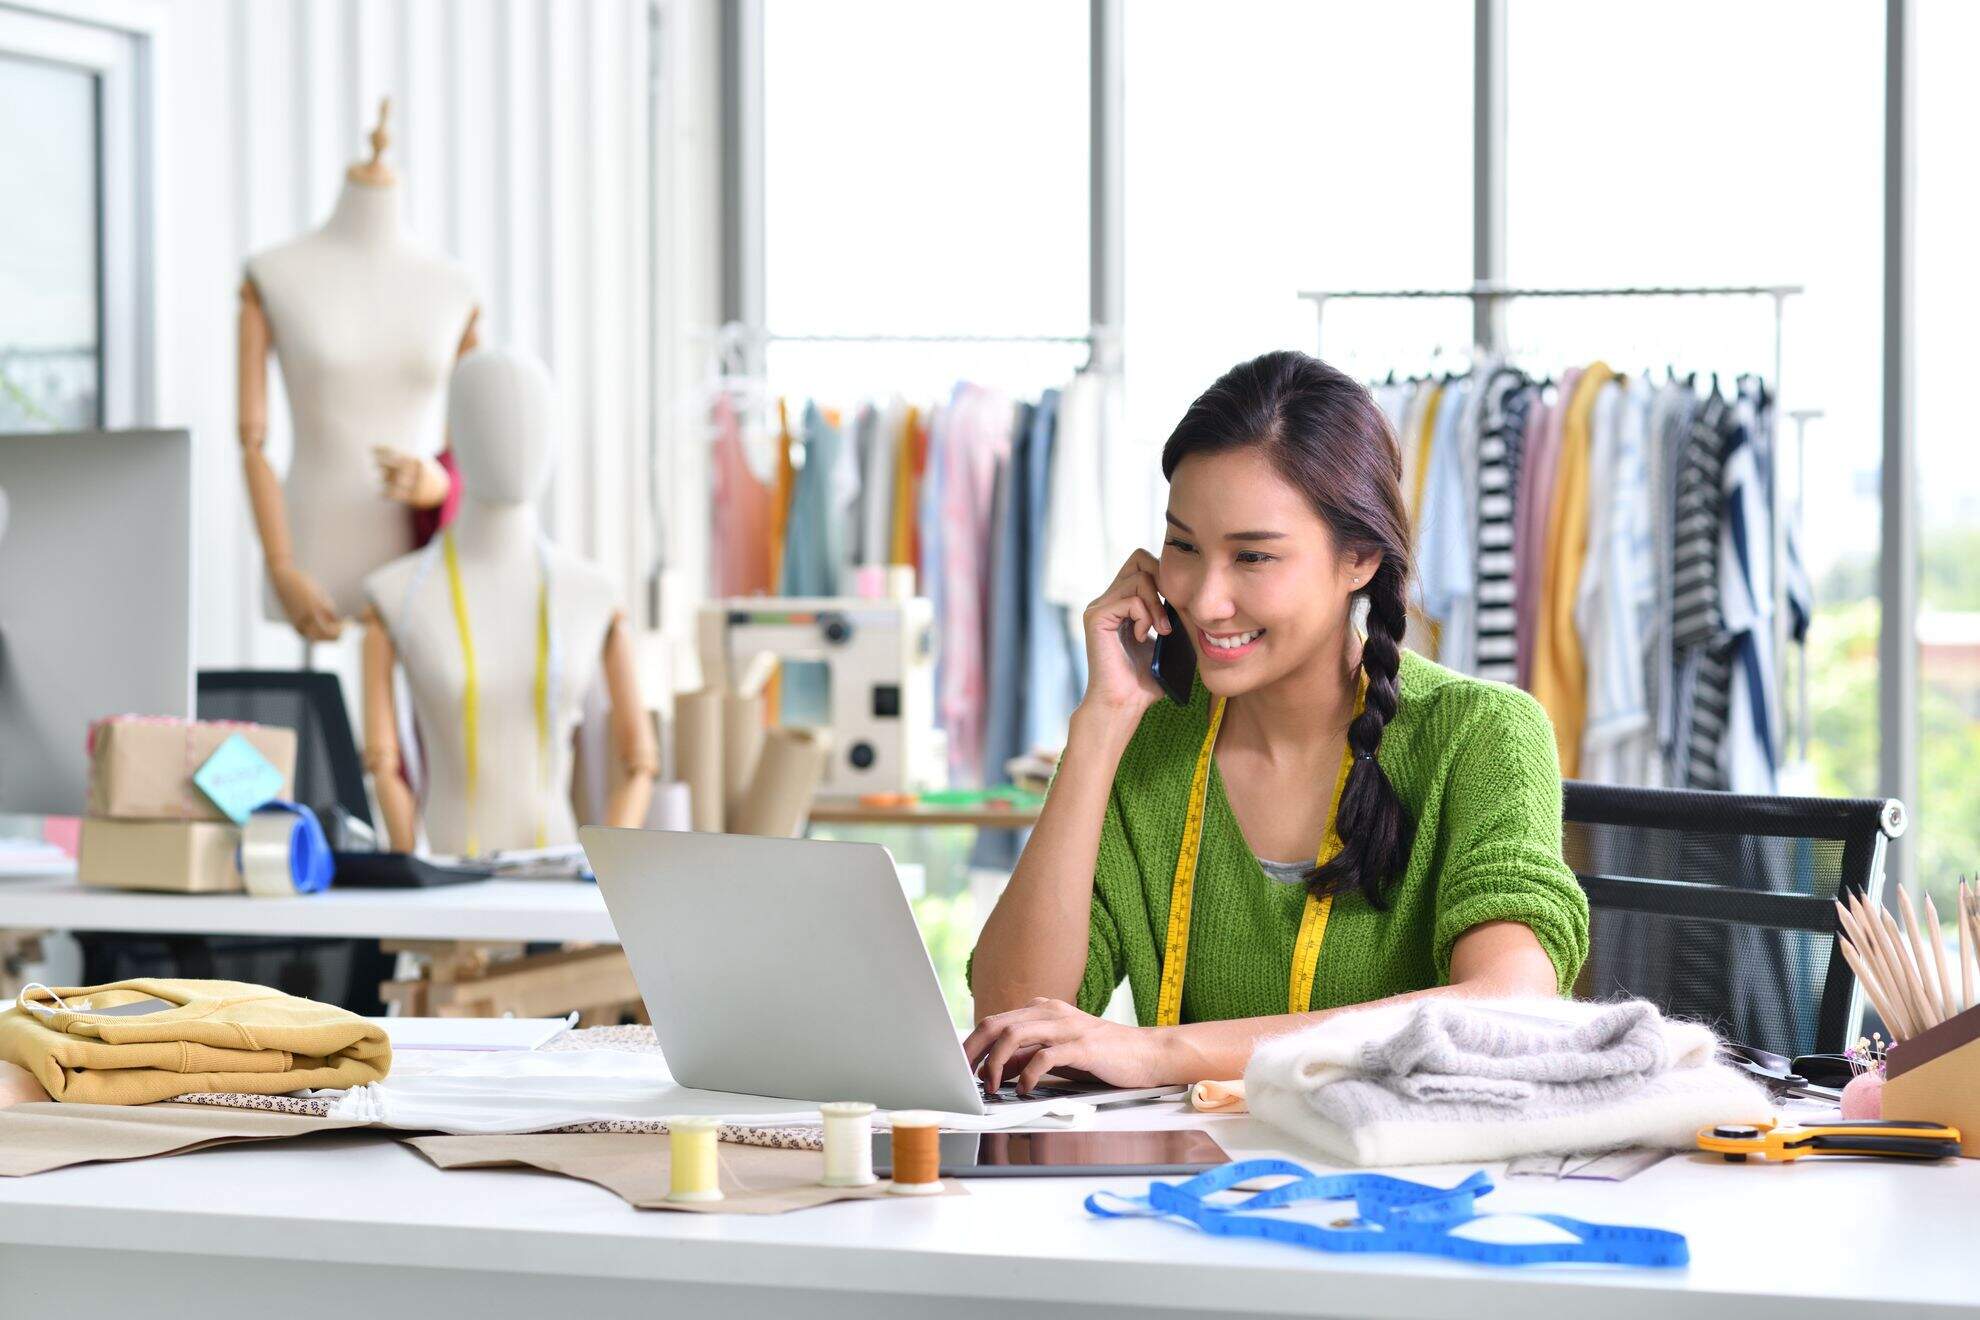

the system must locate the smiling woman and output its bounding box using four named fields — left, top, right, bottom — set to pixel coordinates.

left=964, top=350, right=1590, bottom=1095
